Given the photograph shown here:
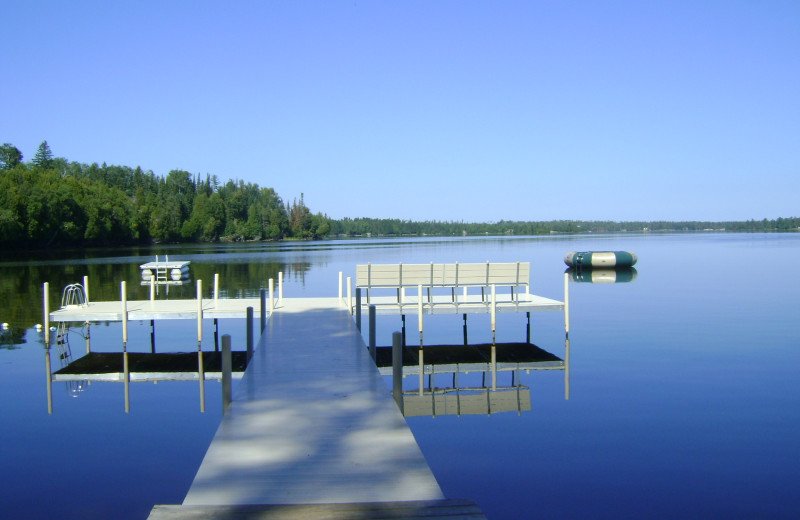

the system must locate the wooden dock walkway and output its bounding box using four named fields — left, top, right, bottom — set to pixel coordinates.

left=151, top=298, right=486, bottom=518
